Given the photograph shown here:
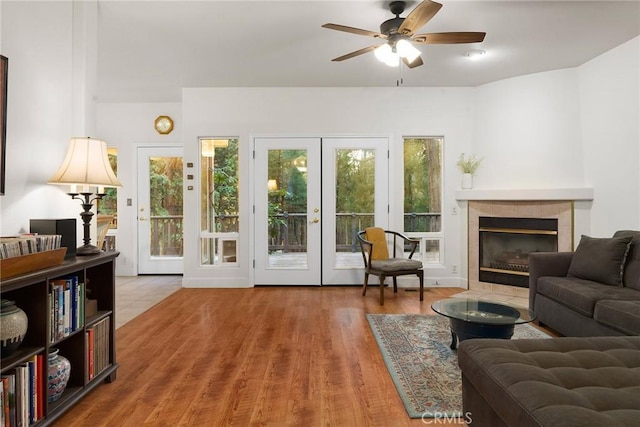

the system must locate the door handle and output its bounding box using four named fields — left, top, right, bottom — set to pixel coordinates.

left=139, top=216, right=147, bottom=221
left=309, top=217, right=319, bottom=224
